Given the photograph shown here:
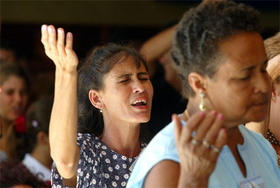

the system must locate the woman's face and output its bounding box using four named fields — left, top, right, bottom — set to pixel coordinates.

left=99, top=56, right=153, bottom=125
left=205, top=32, right=271, bottom=126
left=0, top=75, right=28, bottom=122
